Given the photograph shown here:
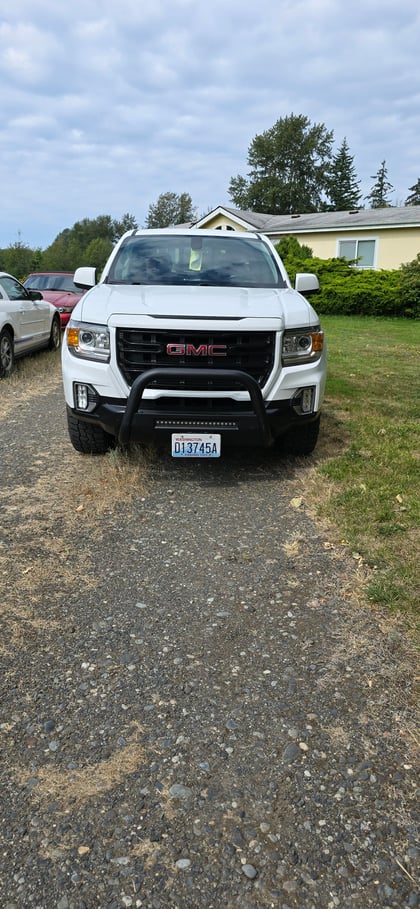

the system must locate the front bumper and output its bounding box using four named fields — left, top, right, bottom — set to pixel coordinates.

left=68, top=368, right=321, bottom=449
left=56, top=308, right=75, bottom=329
